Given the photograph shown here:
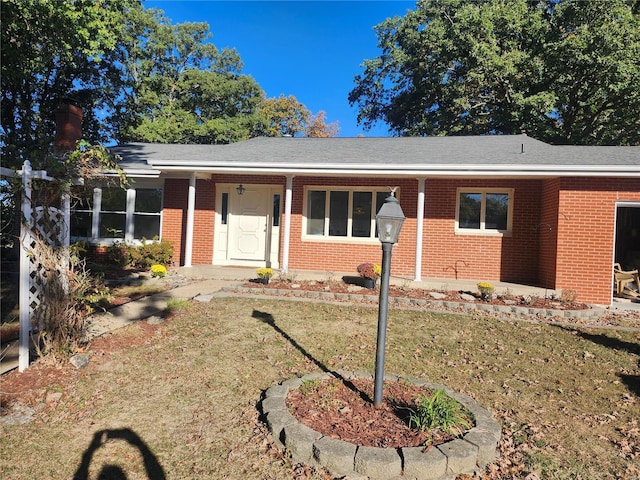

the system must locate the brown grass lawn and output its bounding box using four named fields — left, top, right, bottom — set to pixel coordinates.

left=1, top=297, right=639, bottom=479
